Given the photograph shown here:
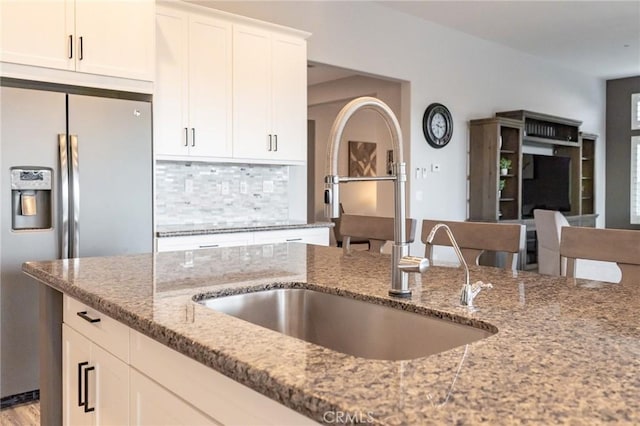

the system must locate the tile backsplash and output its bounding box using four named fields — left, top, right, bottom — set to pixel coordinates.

left=156, top=161, right=289, bottom=226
